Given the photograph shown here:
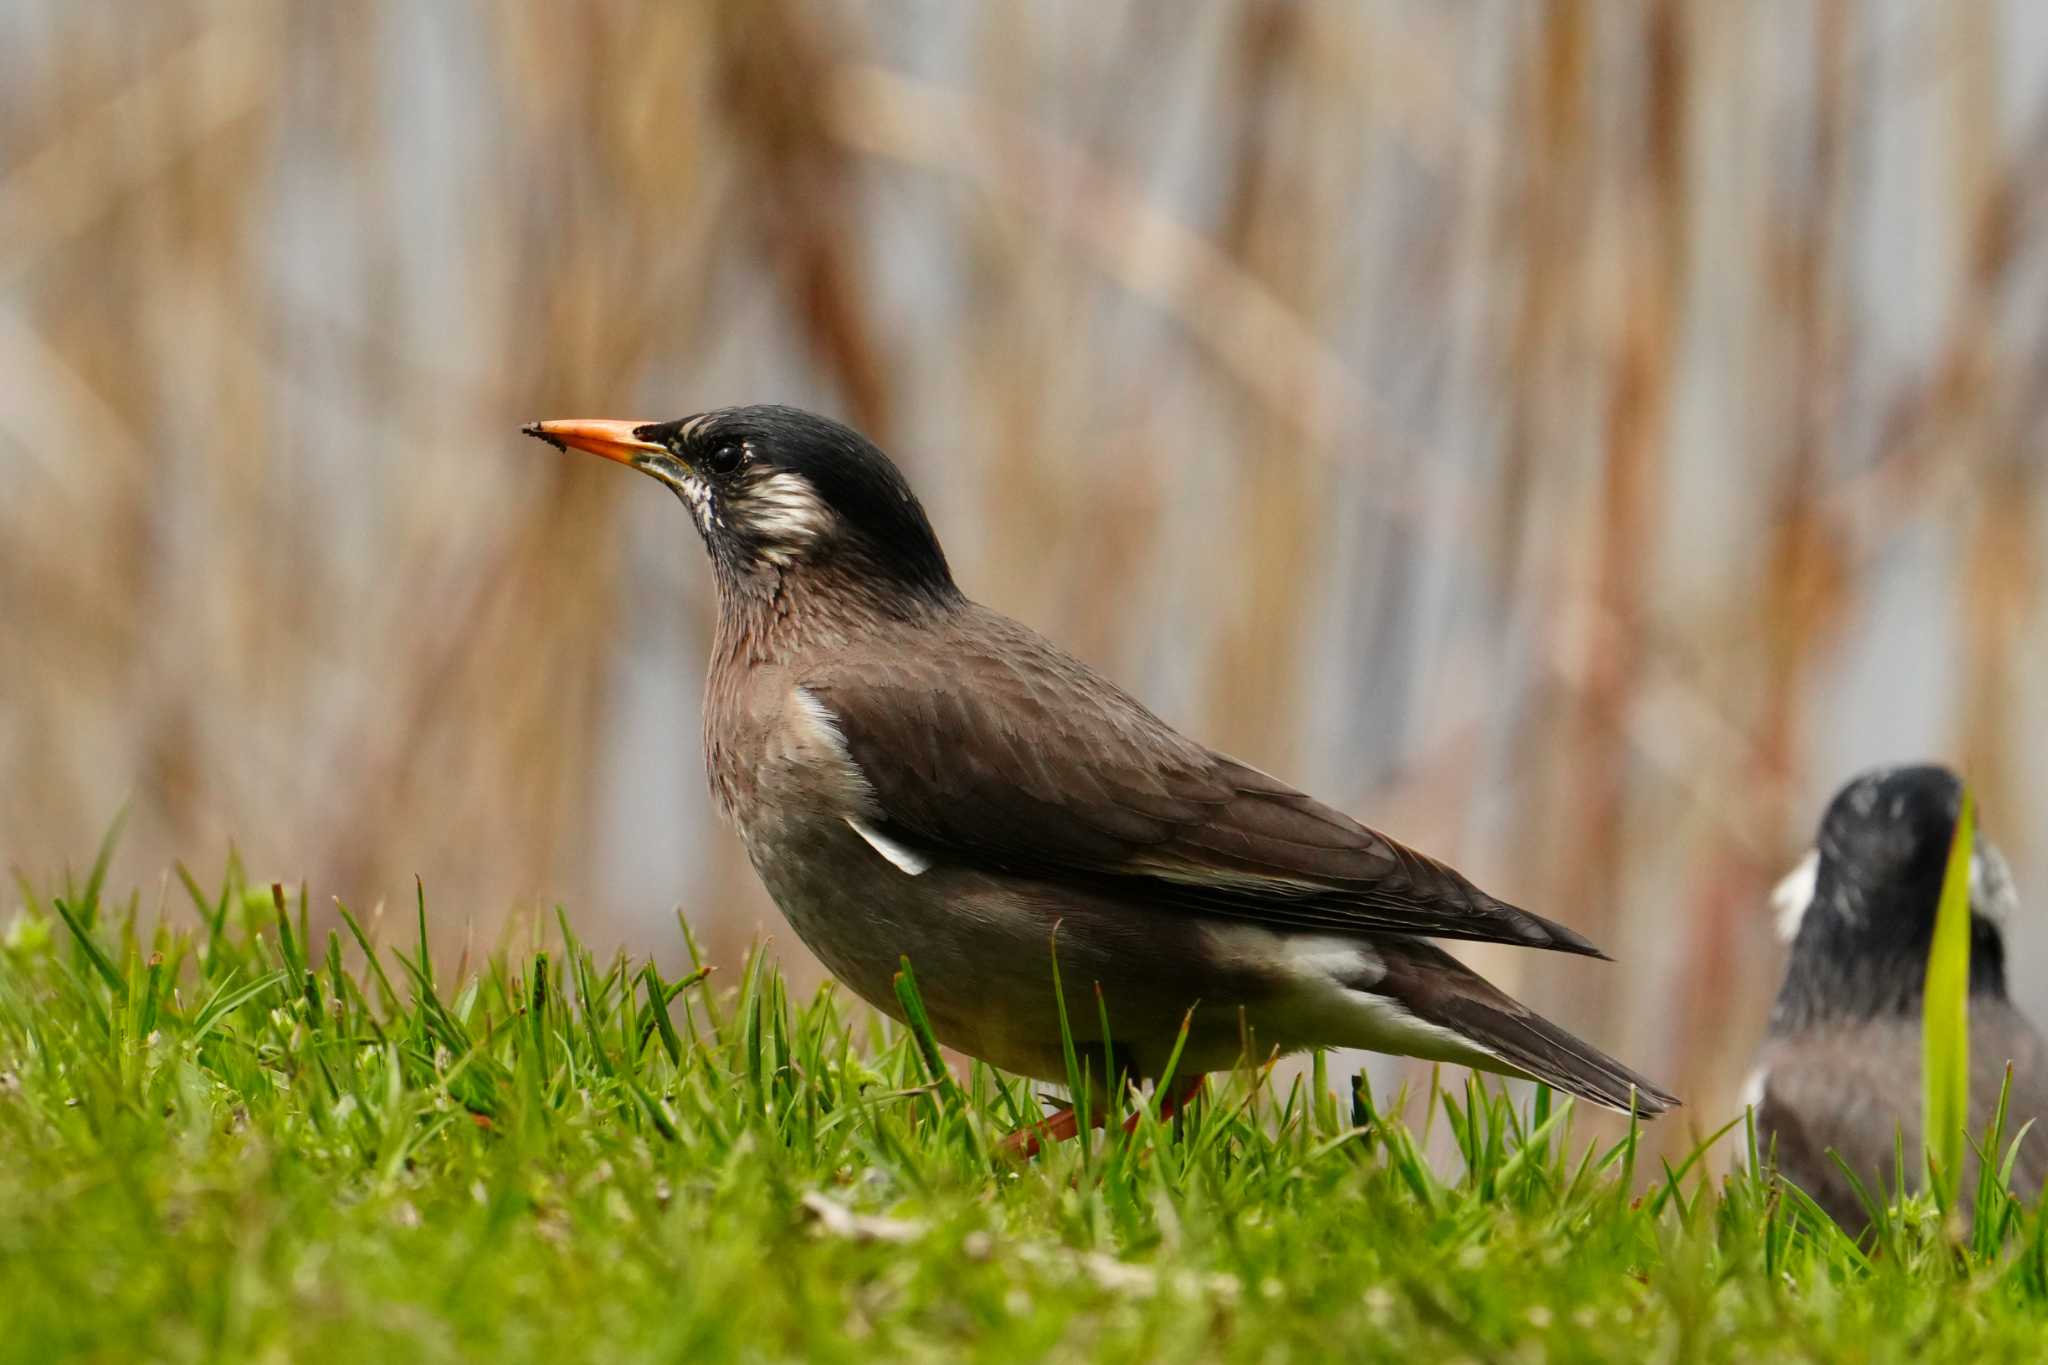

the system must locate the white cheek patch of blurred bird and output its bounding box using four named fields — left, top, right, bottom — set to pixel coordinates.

left=524, top=404, right=1680, bottom=1156
left=1770, top=849, right=1820, bottom=941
